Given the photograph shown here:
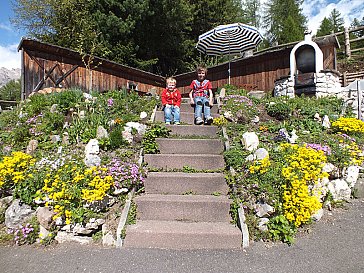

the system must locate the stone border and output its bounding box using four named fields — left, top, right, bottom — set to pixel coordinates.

left=222, top=126, right=250, bottom=248
left=115, top=188, right=135, bottom=248
left=149, top=105, right=158, bottom=123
